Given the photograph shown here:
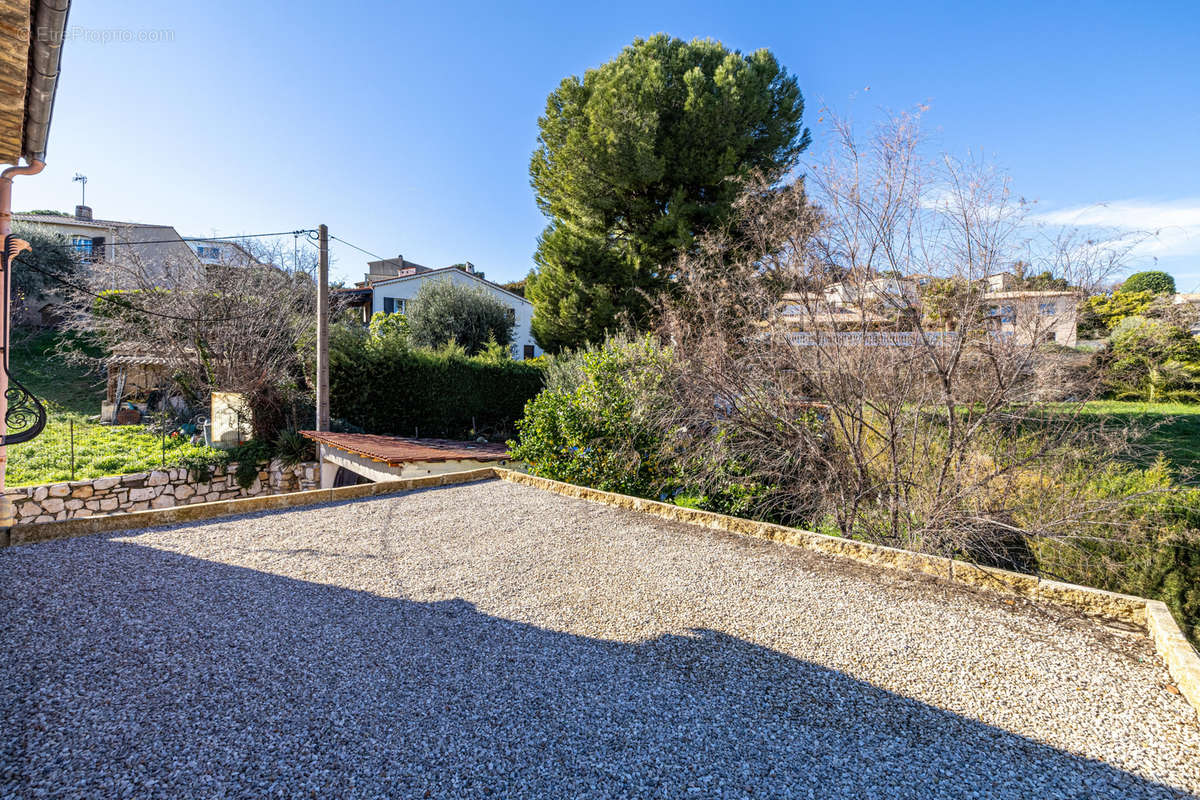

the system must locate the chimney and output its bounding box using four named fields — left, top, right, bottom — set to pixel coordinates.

left=75, top=204, right=92, bottom=221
